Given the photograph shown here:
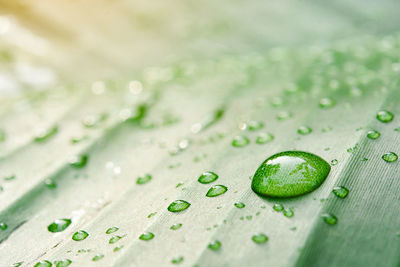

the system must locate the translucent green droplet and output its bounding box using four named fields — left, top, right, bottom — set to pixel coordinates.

left=69, top=155, right=88, bottom=168
left=48, top=219, right=72, bottom=233
left=283, top=208, right=294, bottom=218
left=234, top=202, right=245, bottom=209
left=208, top=240, right=222, bottom=251
left=252, top=233, right=268, bottom=244
left=332, top=186, right=349, bottom=199
left=106, top=226, right=119, bottom=234
left=170, top=223, right=182, bottom=230
left=297, top=126, right=312, bottom=135
left=34, top=260, right=52, bottom=267
left=139, top=232, right=154, bottom=241
left=272, top=203, right=284, bottom=212
left=44, top=179, right=57, bottom=189
left=114, top=245, right=124, bottom=252
left=276, top=111, right=292, bottom=121
left=382, top=152, right=398, bottom=162
left=376, top=110, right=394, bottom=123
left=331, top=159, right=338, bottom=166
left=0, top=222, right=7, bottom=230
left=367, top=130, right=380, bottom=139
left=251, top=151, right=331, bottom=198
left=247, top=121, right=264, bottom=131
left=109, top=235, right=124, bottom=244
left=171, top=256, right=184, bottom=264
left=255, top=133, right=274, bottom=144
left=232, top=135, right=250, bottom=147
left=34, top=126, right=58, bottom=143
left=322, top=213, right=338, bottom=225
left=72, top=230, right=88, bottom=241
left=168, top=200, right=191, bottom=212
left=54, top=259, right=72, bottom=267
left=319, top=98, right=335, bottom=109
left=136, top=174, right=152, bottom=184
left=92, top=254, right=104, bottom=261
left=206, top=185, right=228, bottom=197
left=198, top=171, right=219, bottom=184
left=4, top=174, right=15, bottom=181
left=13, top=262, right=23, bottom=267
